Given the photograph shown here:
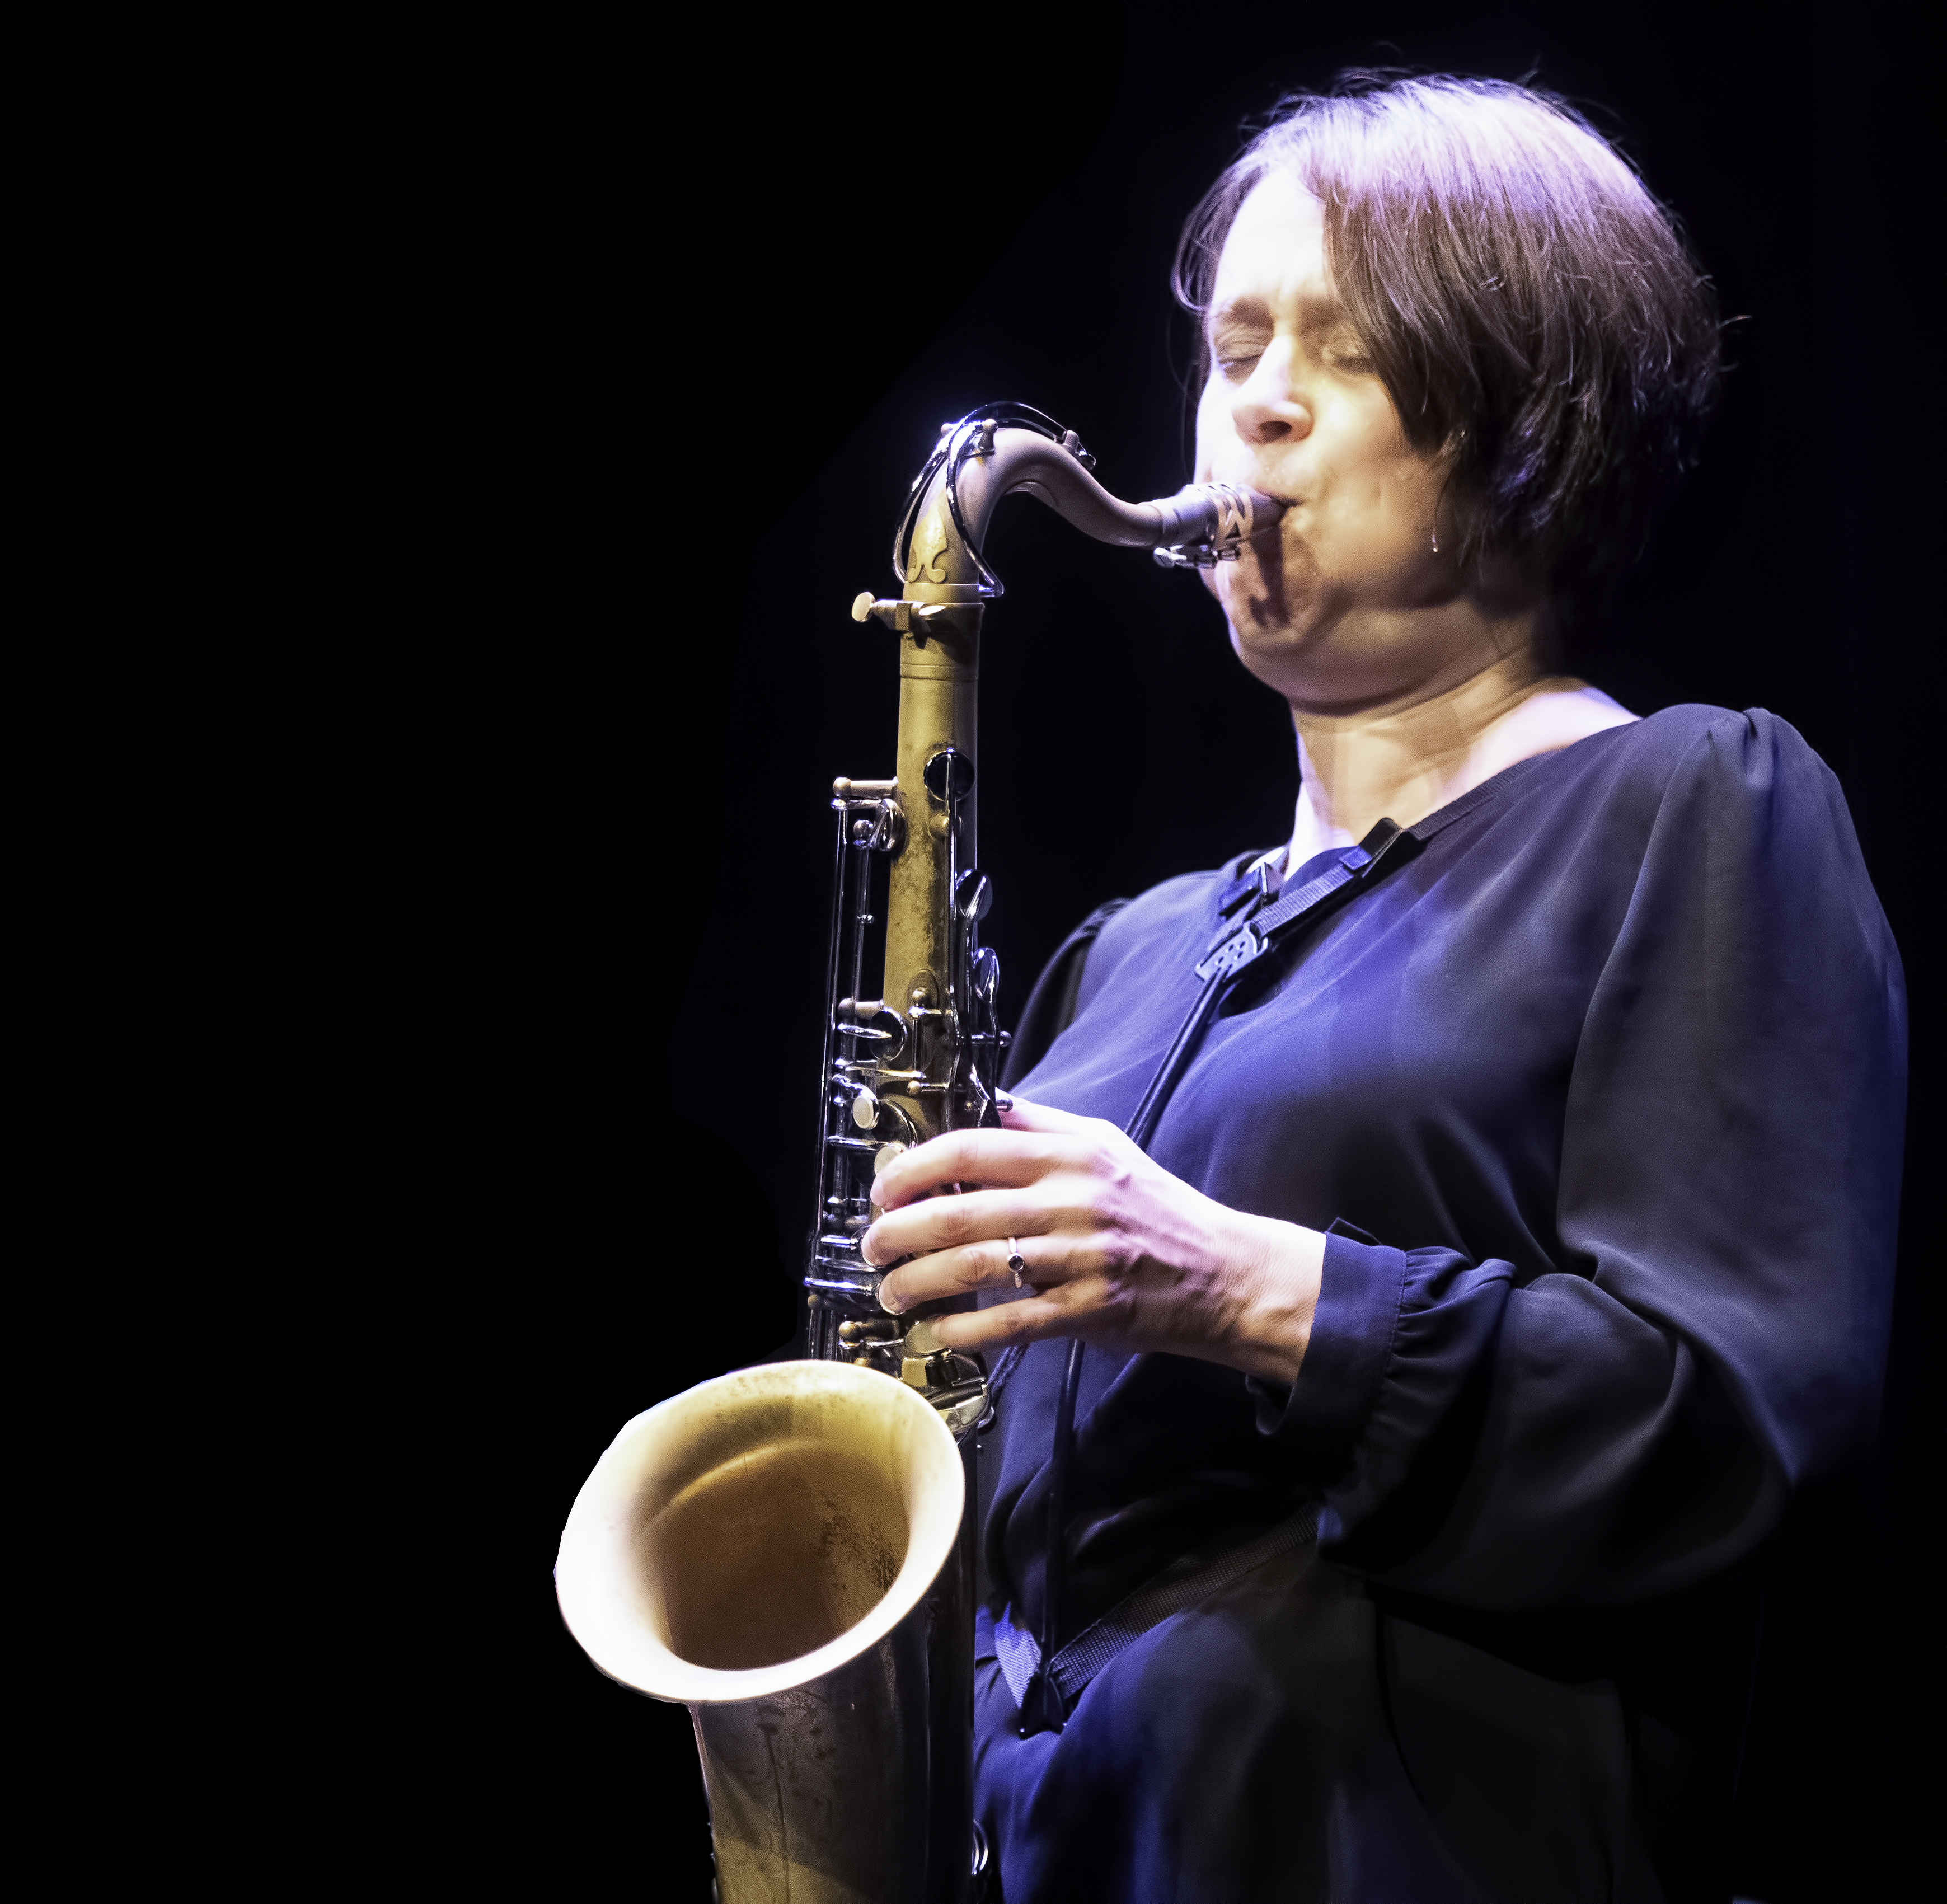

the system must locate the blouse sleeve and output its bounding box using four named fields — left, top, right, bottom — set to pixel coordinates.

left=1261, top=710, right=1907, bottom=1614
